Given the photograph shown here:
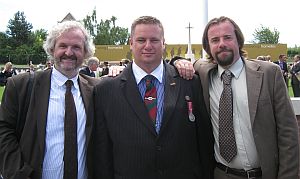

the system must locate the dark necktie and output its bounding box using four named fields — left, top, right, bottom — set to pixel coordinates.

left=144, top=75, right=157, bottom=123
left=64, top=80, right=78, bottom=179
left=219, top=70, right=237, bottom=163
